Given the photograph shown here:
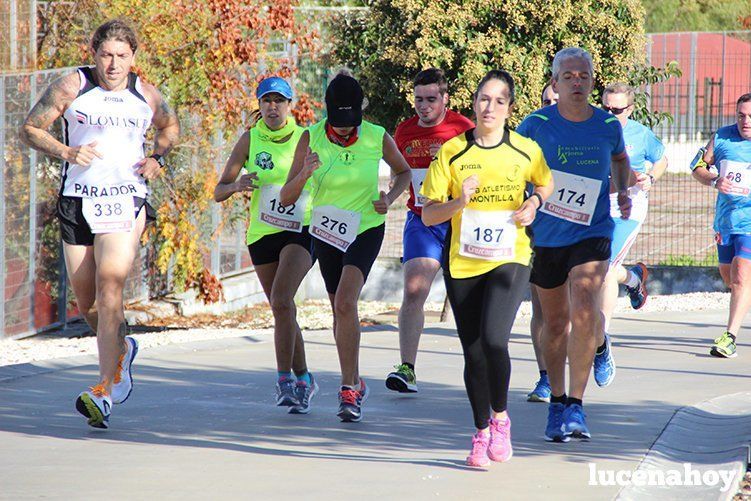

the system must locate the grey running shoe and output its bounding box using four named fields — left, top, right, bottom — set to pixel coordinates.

left=289, top=373, right=319, bottom=414
left=276, top=377, right=299, bottom=406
